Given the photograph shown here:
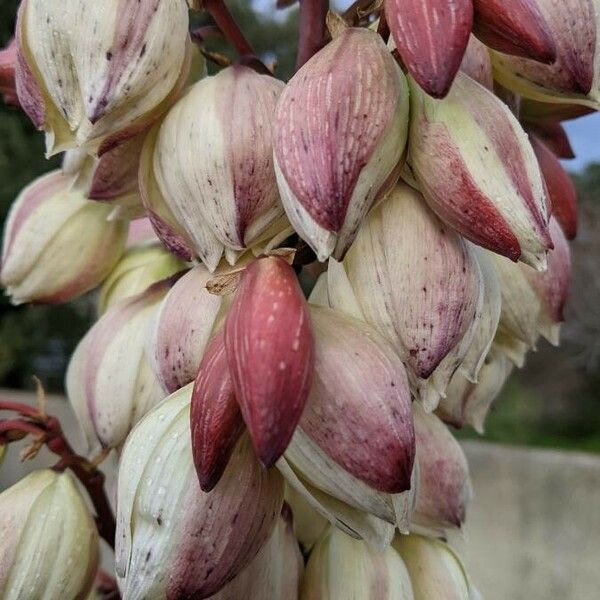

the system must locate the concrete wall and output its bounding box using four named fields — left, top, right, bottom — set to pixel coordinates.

left=462, top=441, right=600, bottom=600
left=2, top=391, right=600, bottom=599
